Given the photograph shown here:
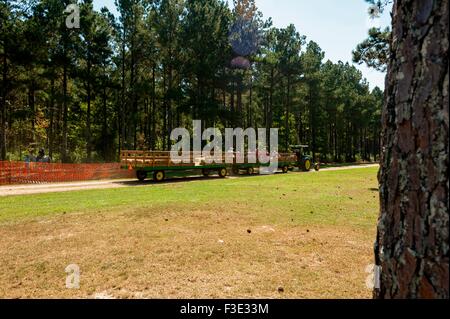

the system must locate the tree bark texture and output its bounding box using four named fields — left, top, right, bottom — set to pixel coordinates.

left=375, top=0, right=448, bottom=299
